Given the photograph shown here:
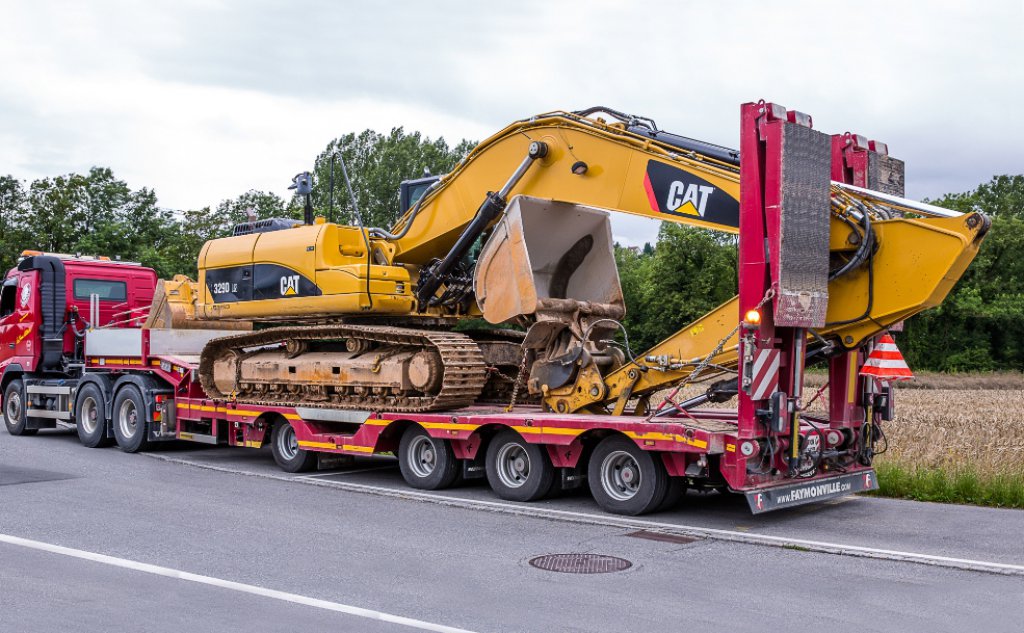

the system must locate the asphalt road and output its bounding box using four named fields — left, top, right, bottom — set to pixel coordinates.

left=2, top=428, right=1023, bottom=633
